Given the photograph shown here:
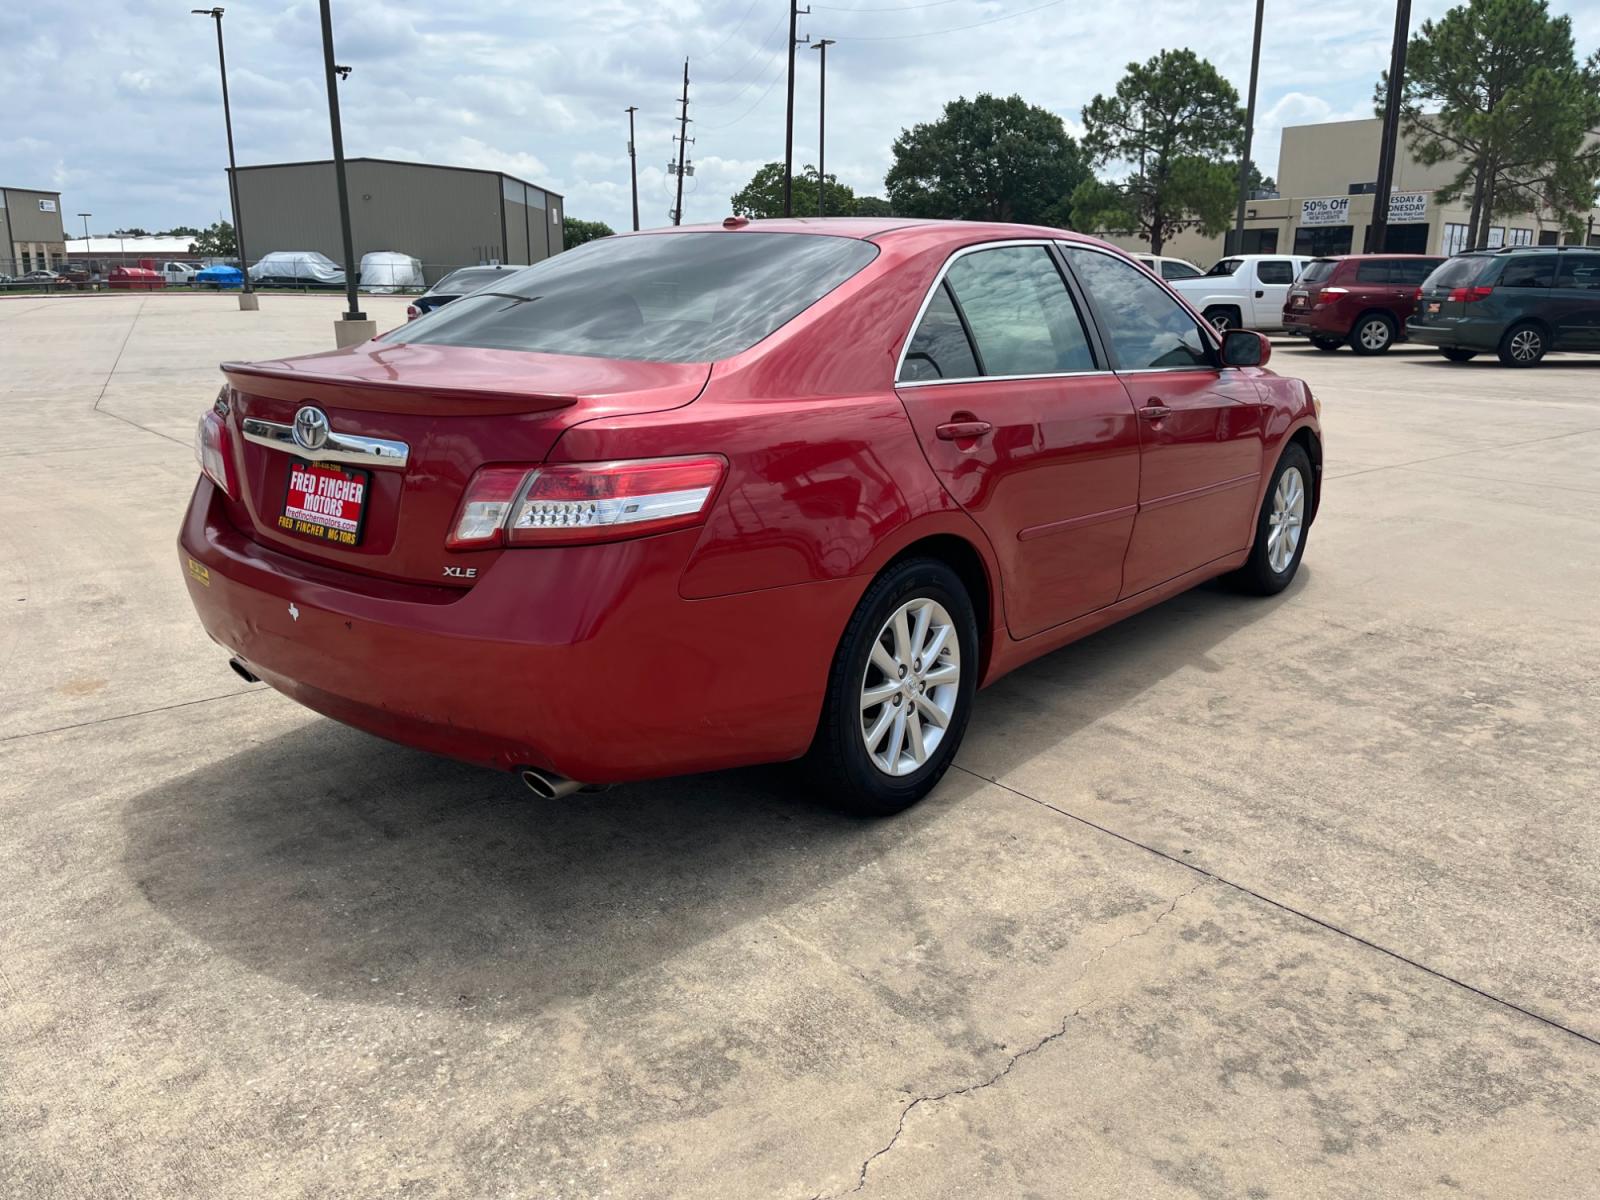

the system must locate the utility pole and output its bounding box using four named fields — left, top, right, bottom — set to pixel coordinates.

left=318, top=0, right=371, bottom=343
left=192, top=6, right=256, bottom=309
left=625, top=105, right=641, bottom=231
left=782, top=0, right=810, bottom=217
left=1231, top=0, right=1264, bottom=256
left=811, top=38, right=835, bottom=217
left=671, top=60, right=692, bottom=226
left=77, top=213, right=92, bottom=240
left=1368, top=0, right=1412, bottom=253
